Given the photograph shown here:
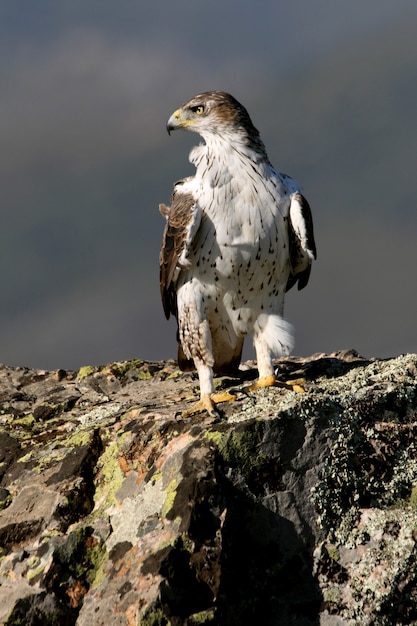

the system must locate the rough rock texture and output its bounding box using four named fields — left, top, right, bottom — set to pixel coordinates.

left=1, top=351, right=417, bottom=625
